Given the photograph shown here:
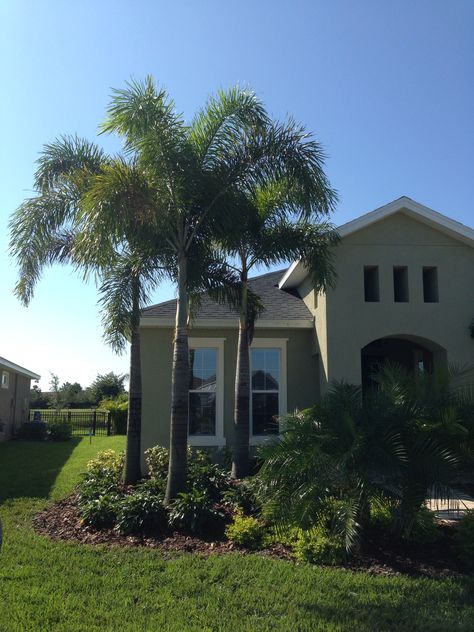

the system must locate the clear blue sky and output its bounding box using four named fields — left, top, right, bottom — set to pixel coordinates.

left=1, top=0, right=472, bottom=389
